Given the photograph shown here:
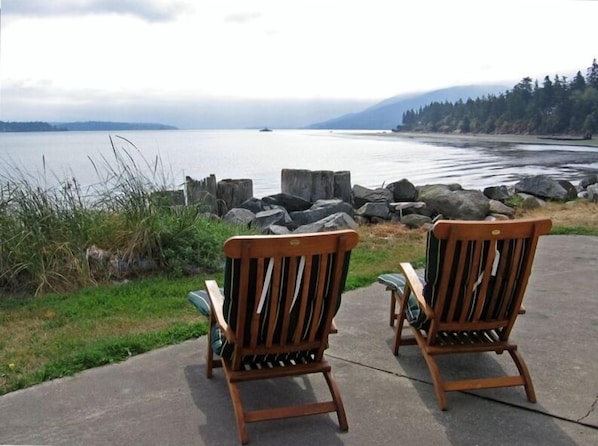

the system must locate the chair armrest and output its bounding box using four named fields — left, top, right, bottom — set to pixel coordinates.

left=205, top=279, right=236, bottom=343
left=399, top=262, right=434, bottom=318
